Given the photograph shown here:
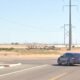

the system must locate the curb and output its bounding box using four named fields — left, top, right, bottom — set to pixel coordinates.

left=0, top=66, right=5, bottom=69
left=0, top=63, right=22, bottom=68
left=9, top=63, right=22, bottom=67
